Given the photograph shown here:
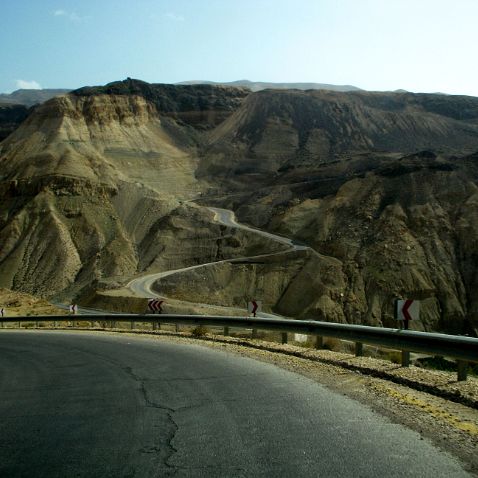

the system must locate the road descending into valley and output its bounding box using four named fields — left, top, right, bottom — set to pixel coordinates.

left=126, top=206, right=321, bottom=316
left=0, top=331, right=470, bottom=478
